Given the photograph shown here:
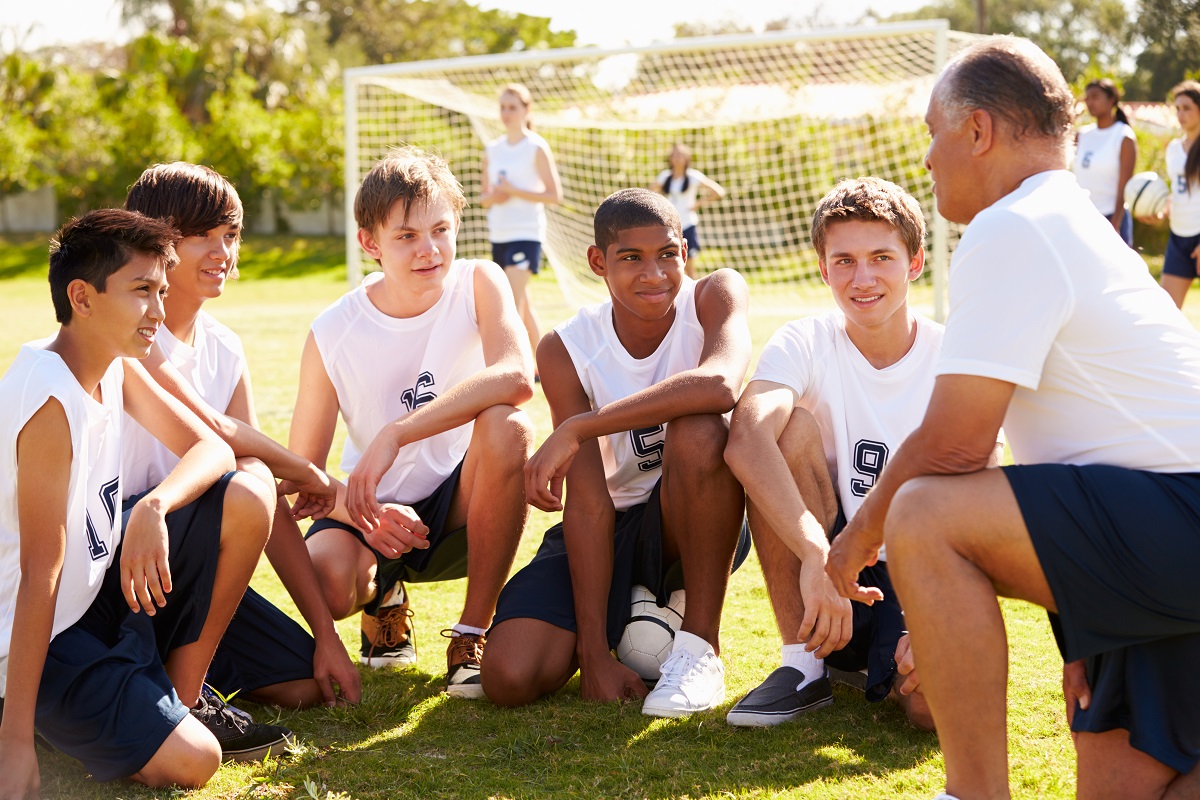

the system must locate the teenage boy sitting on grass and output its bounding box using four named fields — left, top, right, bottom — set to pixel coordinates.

left=483, top=188, right=752, bottom=718
left=291, top=147, right=534, bottom=699
left=123, top=162, right=360, bottom=711
left=723, top=178, right=1004, bottom=729
left=0, top=210, right=285, bottom=797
